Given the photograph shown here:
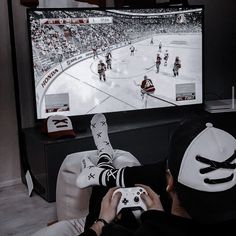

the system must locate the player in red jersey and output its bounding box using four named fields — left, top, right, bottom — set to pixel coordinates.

left=140, top=75, right=155, bottom=99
